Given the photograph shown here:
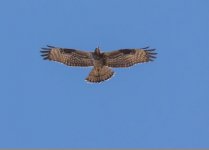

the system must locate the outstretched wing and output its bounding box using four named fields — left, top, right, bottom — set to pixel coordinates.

left=104, top=47, right=157, bottom=68
left=40, top=45, right=93, bottom=67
